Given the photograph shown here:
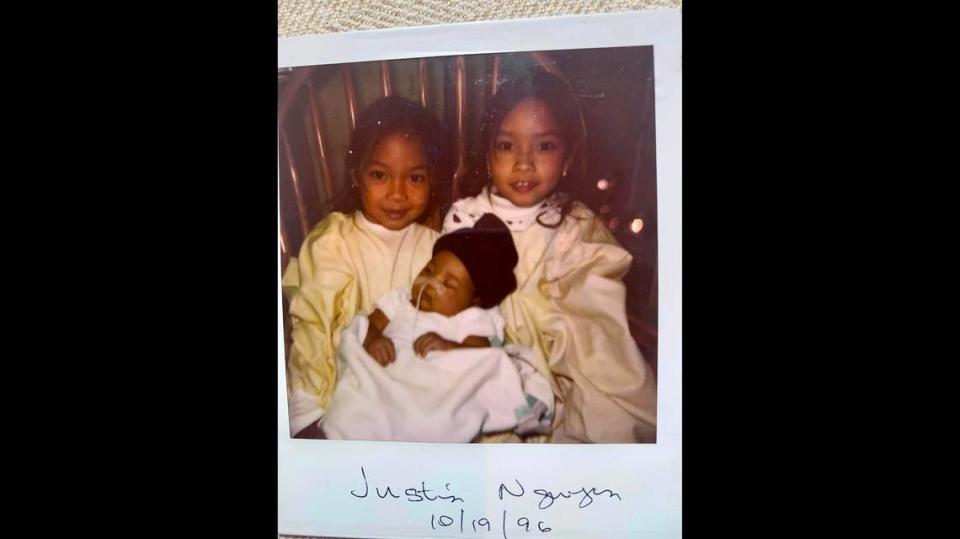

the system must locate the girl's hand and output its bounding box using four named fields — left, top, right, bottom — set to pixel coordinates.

left=364, top=328, right=396, bottom=366
left=414, top=332, right=456, bottom=357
